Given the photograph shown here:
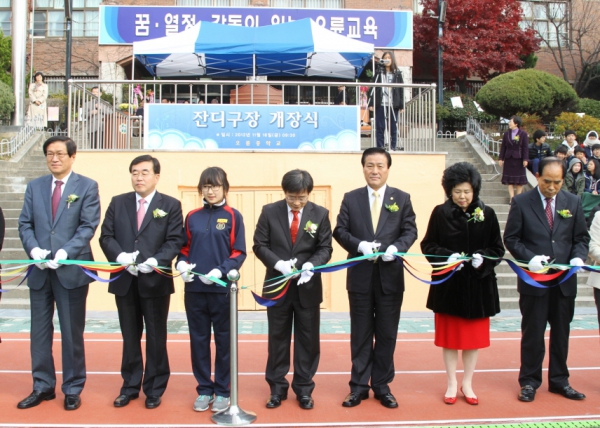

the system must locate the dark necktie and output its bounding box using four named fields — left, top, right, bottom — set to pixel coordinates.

left=52, top=180, right=63, bottom=222
left=290, top=210, right=299, bottom=245
left=545, top=197, right=554, bottom=230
